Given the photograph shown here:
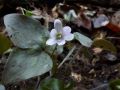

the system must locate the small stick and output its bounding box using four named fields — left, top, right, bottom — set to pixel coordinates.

left=107, top=37, right=120, bottom=40
left=35, top=76, right=41, bottom=90
left=58, top=45, right=76, bottom=69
